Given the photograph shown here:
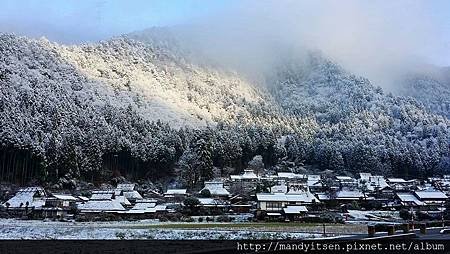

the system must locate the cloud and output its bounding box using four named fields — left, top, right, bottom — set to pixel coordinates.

left=173, top=0, right=444, bottom=90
